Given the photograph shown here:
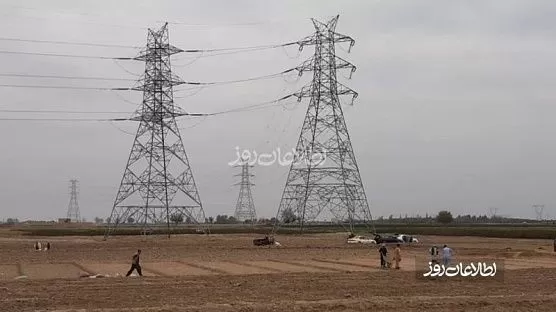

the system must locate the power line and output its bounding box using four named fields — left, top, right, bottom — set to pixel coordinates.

left=165, top=21, right=270, bottom=27
left=0, top=37, right=141, bottom=49
left=0, top=93, right=298, bottom=122
left=0, top=50, right=132, bottom=60
left=175, top=68, right=297, bottom=89
left=0, top=68, right=295, bottom=85
left=0, top=117, right=129, bottom=122
left=0, top=73, right=137, bottom=81
left=182, top=41, right=298, bottom=53
left=177, top=94, right=296, bottom=117
left=0, top=84, right=130, bottom=91
left=0, top=109, right=132, bottom=114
